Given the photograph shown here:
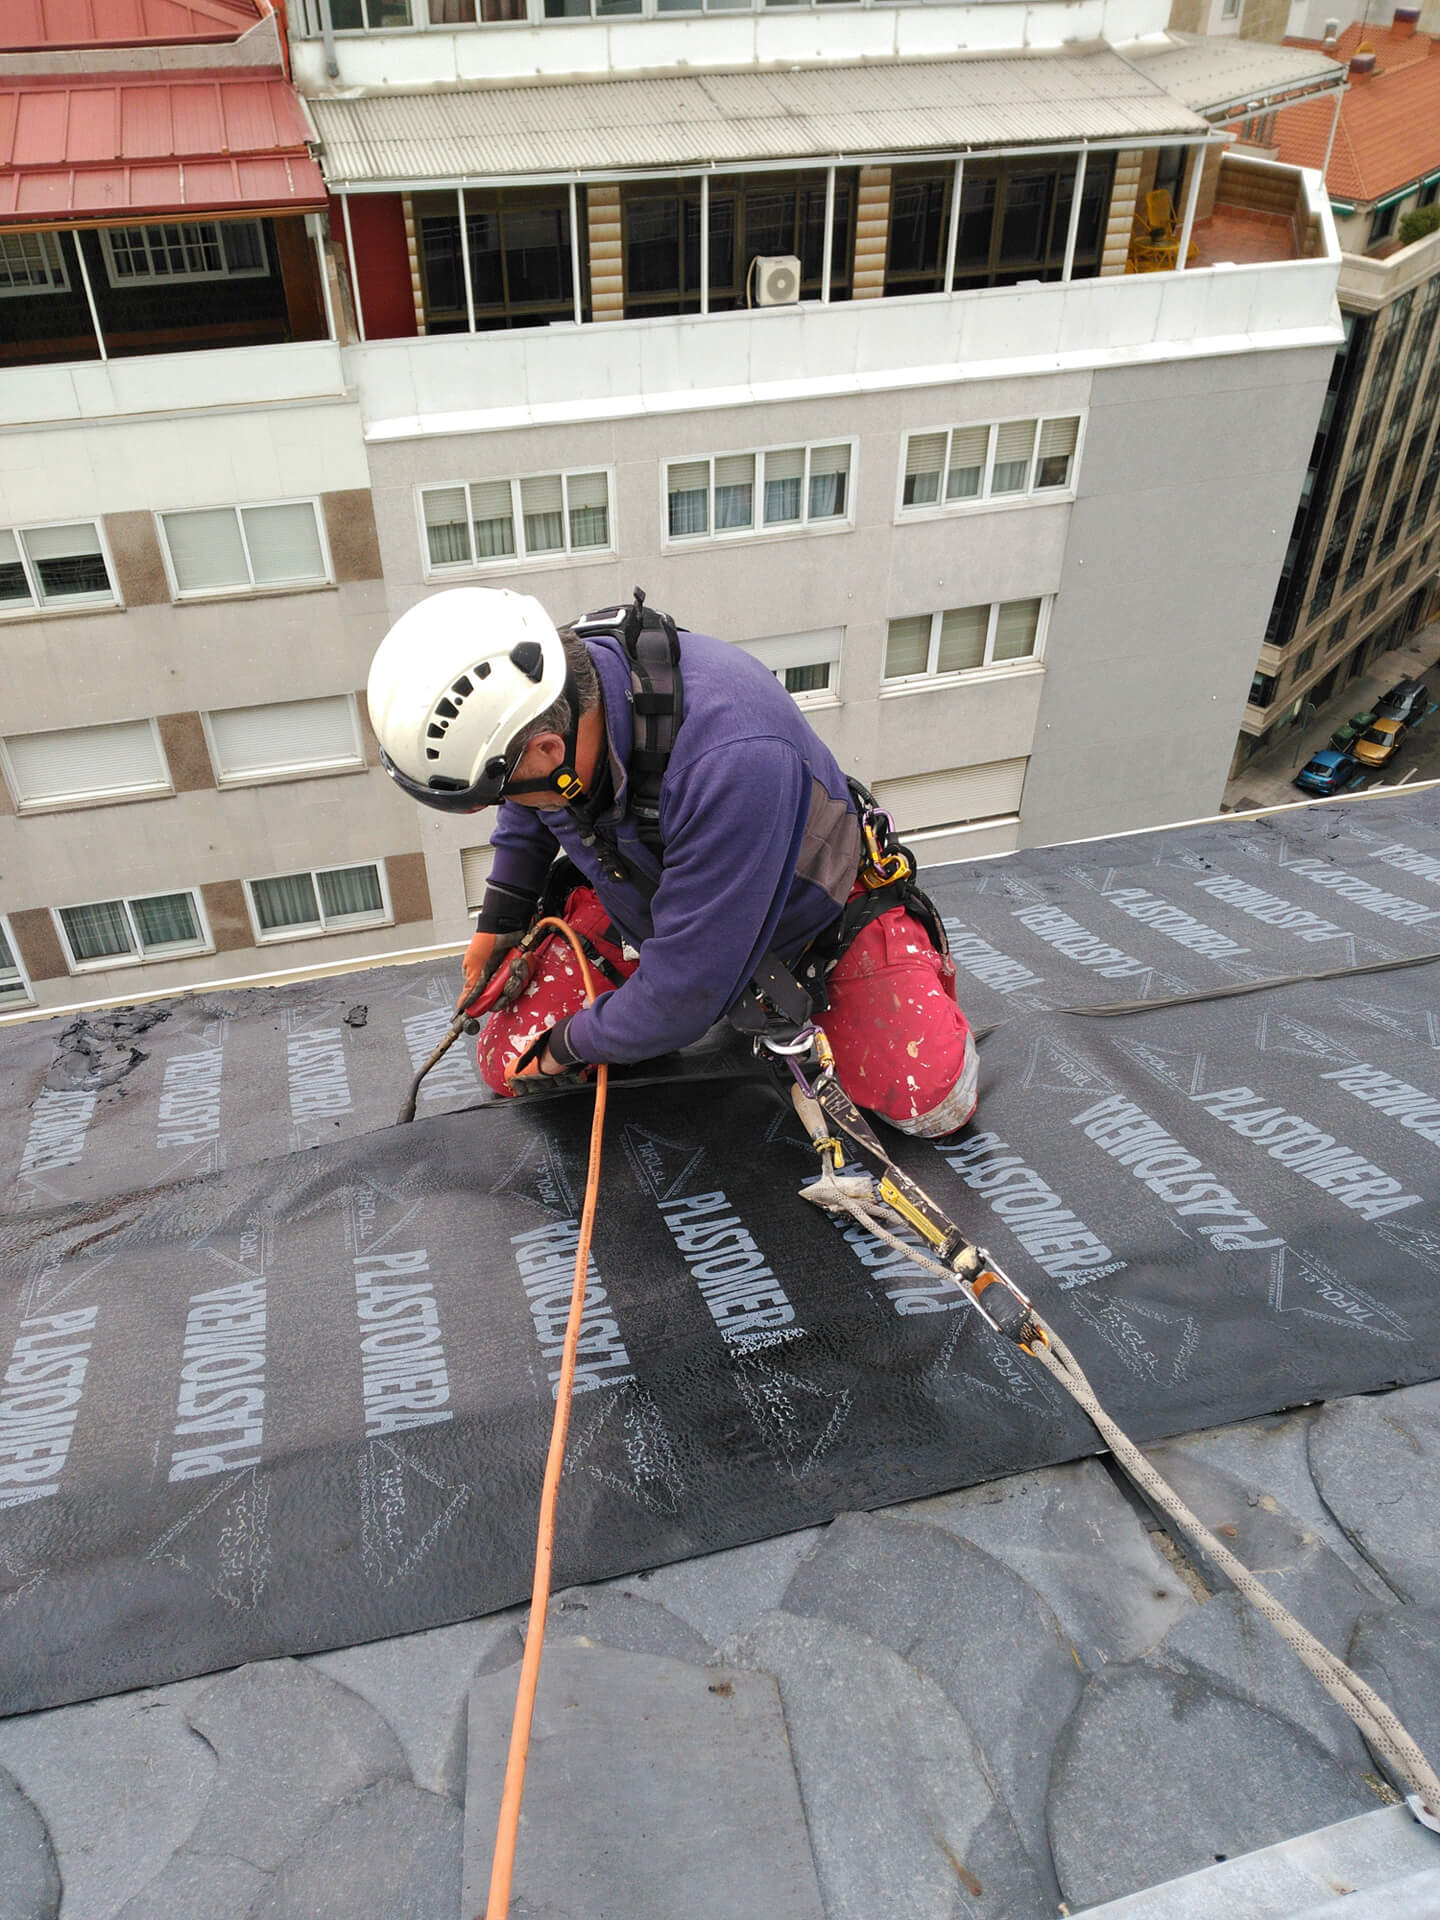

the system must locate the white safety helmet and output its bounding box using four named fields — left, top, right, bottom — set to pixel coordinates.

left=366, top=588, right=571, bottom=813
